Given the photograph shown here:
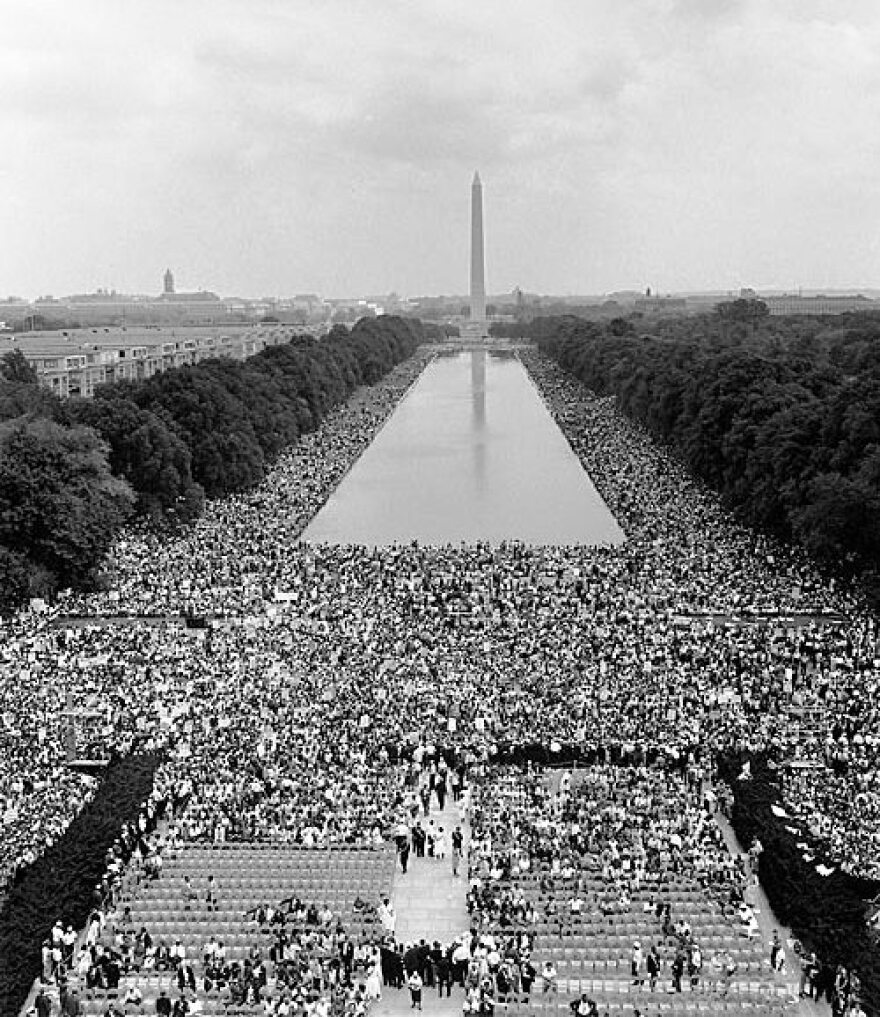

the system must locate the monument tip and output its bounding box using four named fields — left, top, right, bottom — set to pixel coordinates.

left=473, top=170, right=481, bottom=186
